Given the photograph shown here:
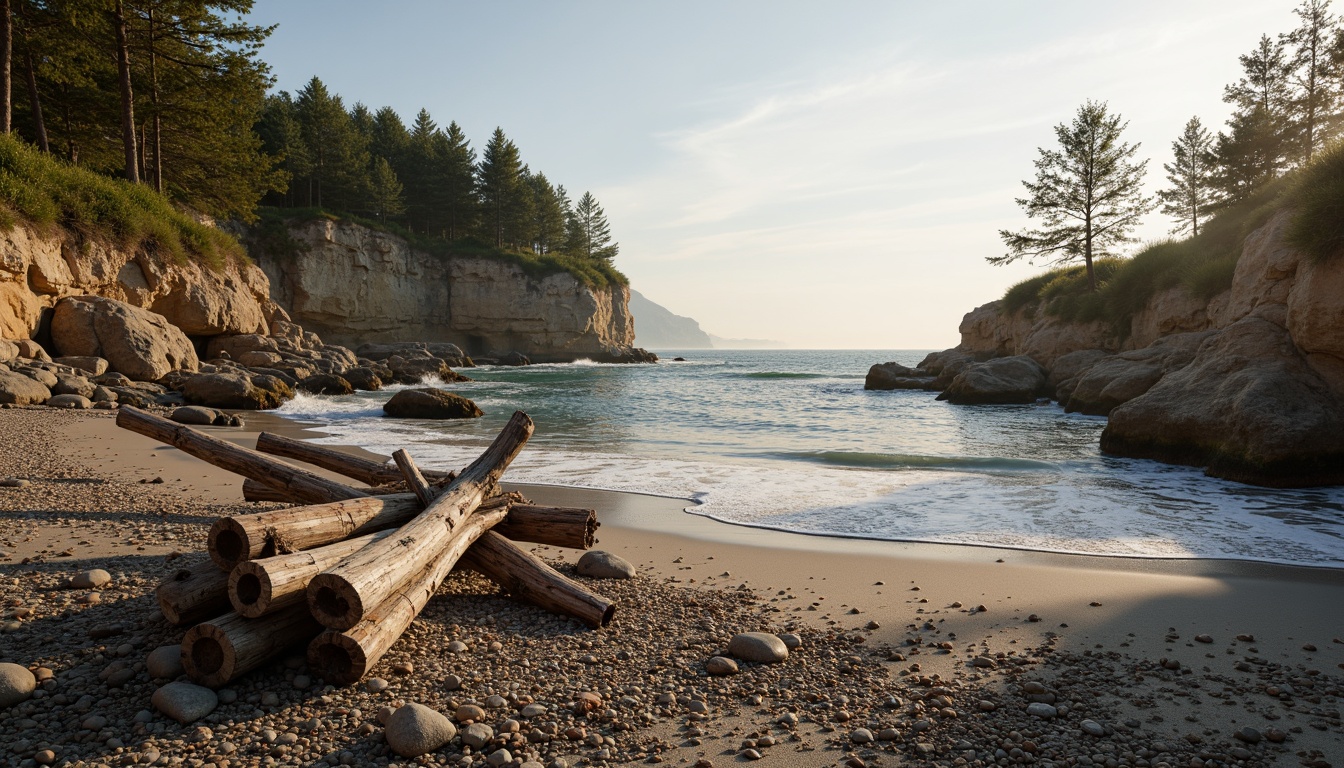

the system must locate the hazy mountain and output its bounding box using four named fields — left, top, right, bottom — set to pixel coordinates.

left=629, top=290, right=713, bottom=348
